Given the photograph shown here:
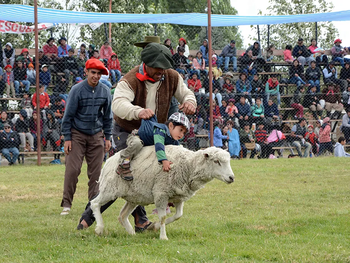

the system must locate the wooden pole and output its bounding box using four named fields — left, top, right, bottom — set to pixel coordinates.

left=267, top=24, right=270, bottom=48
left=315, top=22, right=318, bottom=43
left=109, top=0, right=112, bottom=42
left=207, top=0, right=213, bottom=147
left=257, top=25, right=260, bottom=43
left=34, top=0, right=41, bottom=165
